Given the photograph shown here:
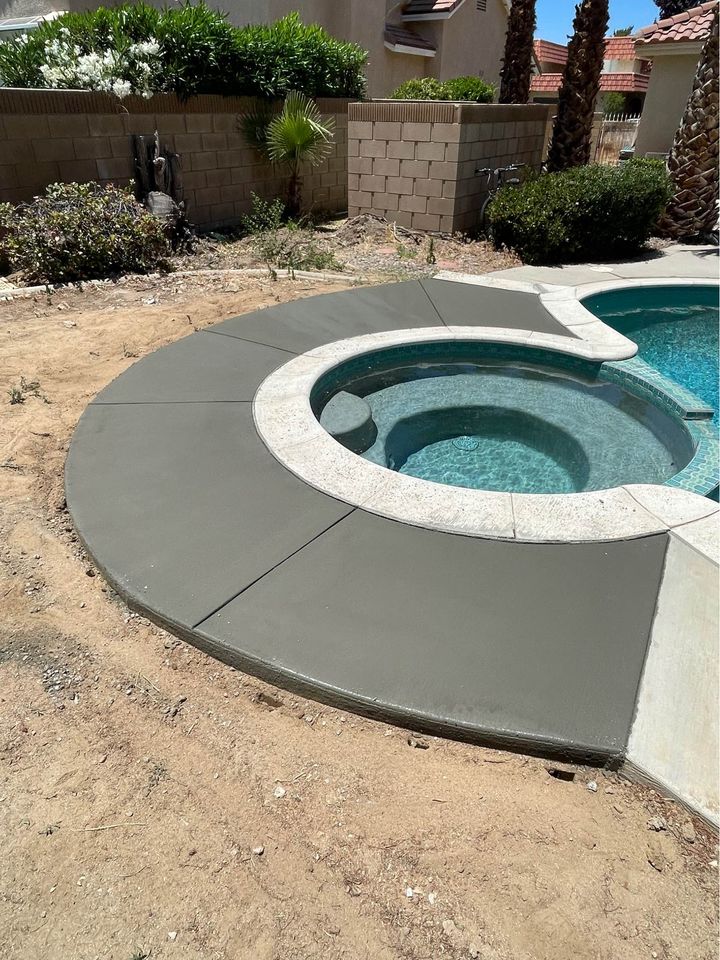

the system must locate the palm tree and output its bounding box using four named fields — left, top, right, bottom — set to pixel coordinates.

left=658, top=4, right=719, bottom=238
left=546, top=0, right=610, bottom=172
left=241, top=91, right=335, bottom=219
left=499, top=0, right=536, bottom=104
